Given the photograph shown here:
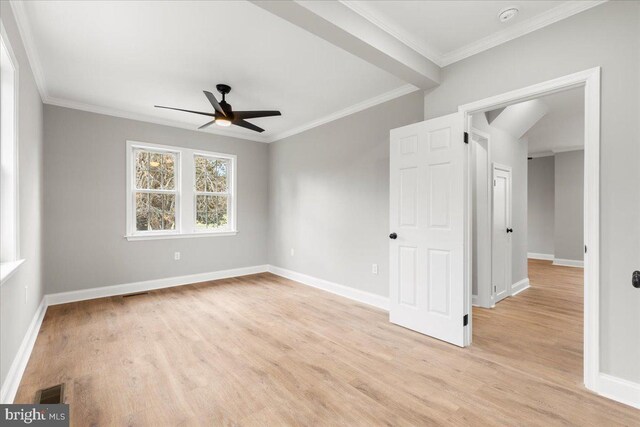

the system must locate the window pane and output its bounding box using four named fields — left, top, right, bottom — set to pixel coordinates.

left=135, top=193, right=149, bottom=230
left=162, top=153, right=175, bottom=190
left=135, top=150, right=176, bottom=191
left=195, top=195, right=228, bottom=229
left=135, top=151, right=149, bottom=189
left=194, top=155, right=228, bottom=193
left=149, top=153, right=162, bottom=190
left=136, top=192, right=175, bottom=231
